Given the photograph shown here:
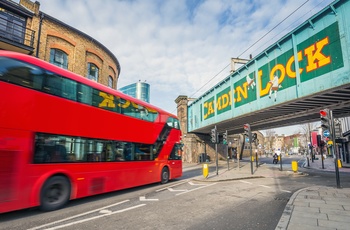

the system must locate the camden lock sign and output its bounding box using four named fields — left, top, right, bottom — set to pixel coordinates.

left=203, top=22, right=344, bottom=120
